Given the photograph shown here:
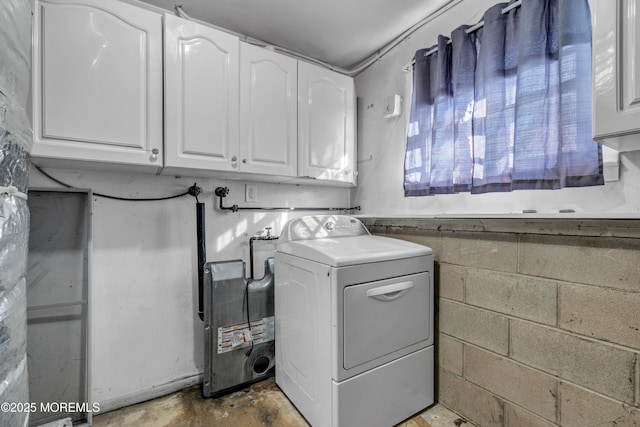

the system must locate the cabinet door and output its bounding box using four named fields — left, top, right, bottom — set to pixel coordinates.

left=164, top=14, right=239, bottom=172
left=32, top=0, right=163, bottom=168
left=592, top=0, right=640, bottom=151
left=239, top=43, right=297, bottom=176
left=298, top=62, right=356, bottom=185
